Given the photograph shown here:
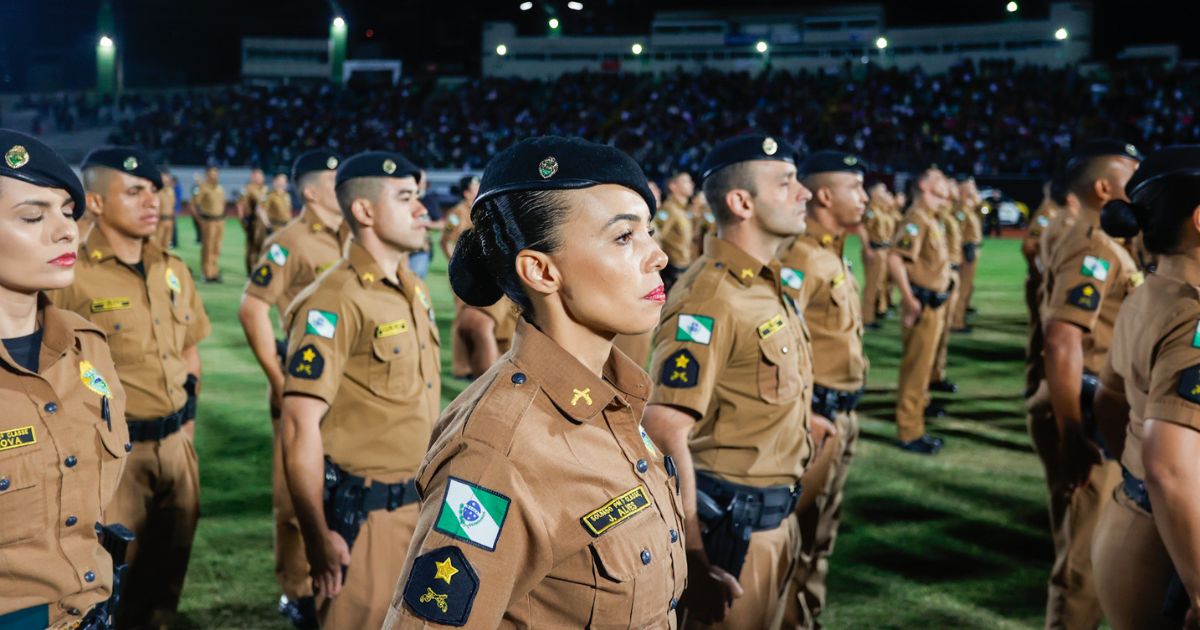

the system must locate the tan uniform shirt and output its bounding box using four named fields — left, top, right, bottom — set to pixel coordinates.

left=50, top=230, right=211, bottom=419
left=655, top=197, right=694, bottom=268
left=441, top=201, right=470, bottom=251
left=1102, top=256, right=1200, bottom=482
left=1039, top=207, right=1078, bottom=272
left=386, top=320, right=686, bottom=628
left=649, top=236, right=813, bottom=487
left=263, top=190, right=293, bottom=227
left=240, top=182, right=267, bottom=216
left=283, top=241, right=440, bottom=482
left=0, top=300, right=129, bottom=627
left=158, top=186, right=176, bottom=220
left=891, top=205, right=952, bottom=293
left=1042, top=211, right=1142, bottom=376
left=938, top=206, right=964, bottom=266
left=245, top=209, right=343, bottom=320
left=960, top=203, right=983, bottom=245
left=194, top=182, right=226, bottom=219
left=864, top=203, right=895, bottom=246
left=781, top=226, right=867, bottom=391
left=1026, top=201, right=1060, bottom=265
